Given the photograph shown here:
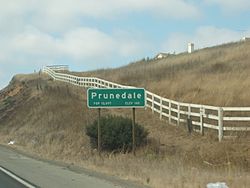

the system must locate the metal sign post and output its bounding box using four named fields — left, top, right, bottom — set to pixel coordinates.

left=87, top=88, right=146, bottom=156
left=98, top=108, right=101, bottom=155
left=132, top=108, right=135, bottom=155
